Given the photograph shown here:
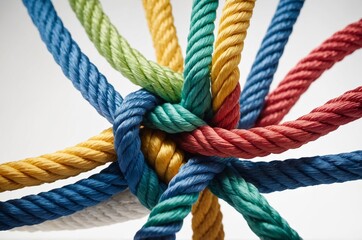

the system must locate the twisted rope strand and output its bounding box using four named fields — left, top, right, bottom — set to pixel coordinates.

left=211, top=0, right=255, bottom=129
left=257, top=18, right=362, bottom=126
left=69, top=0, right=183, bottom=103
left=0, top=162, right=128, bottom=230
left=180, top=0, right=216, bottom=119
left=142, top=0, right=184, bottom=72
left=135, top=157, right=300, bottom=239
left=4, top=148, right=362, bottom=231
left=16, top=190, right=148, bottom=231
left=210, top=168, right=301, bottom=239
left=29, top=0, right=123, bottom=123
left=179, top=86, right=362, bottom=157
left=239, top=0, right=304, bottom=128
left=0, top=128, right=115, bottom=192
